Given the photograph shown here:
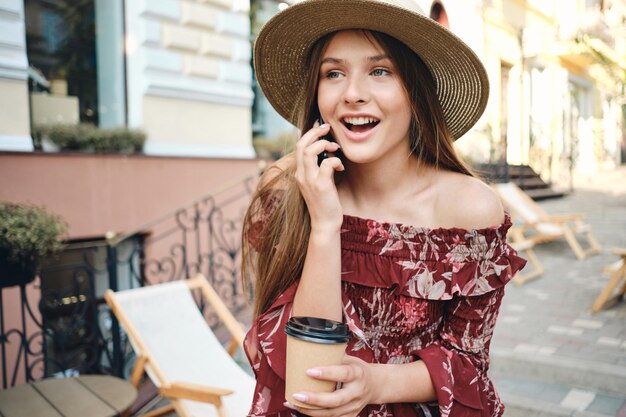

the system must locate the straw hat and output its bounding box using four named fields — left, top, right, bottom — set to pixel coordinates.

left=254, top=0, right=489, bottom=140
